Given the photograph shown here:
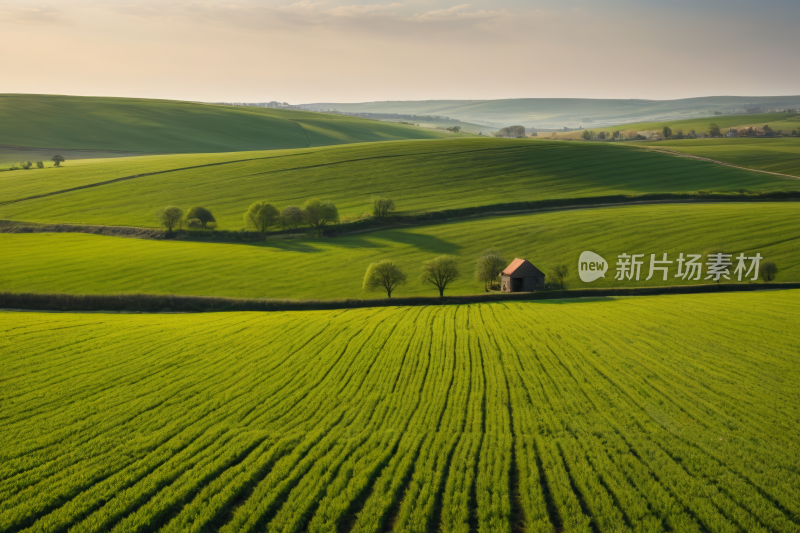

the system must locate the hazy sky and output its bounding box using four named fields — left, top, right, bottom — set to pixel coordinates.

left=2, top=0, right=798, bottom=103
